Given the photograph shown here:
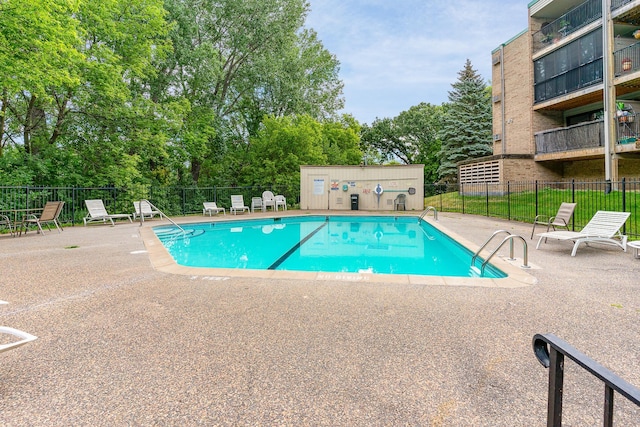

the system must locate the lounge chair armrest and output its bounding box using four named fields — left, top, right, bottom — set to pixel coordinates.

left=549, top=216, right=568, bottom=226
left=533, top=214, right=550, bottom=223
left=0, top=326, right=37, bottom=353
